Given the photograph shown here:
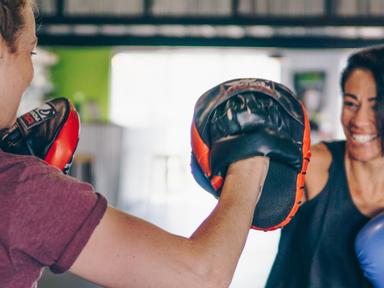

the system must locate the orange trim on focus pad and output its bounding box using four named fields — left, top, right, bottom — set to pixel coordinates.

left=300, top=102, right=312, bottom=189
left=191, top=122, right=212, bottom=177
left=251, top=102, right=312, bottom=231
left=45, top=105, right=80, bottom=171
left=211, top=176, right=223, bottom=191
